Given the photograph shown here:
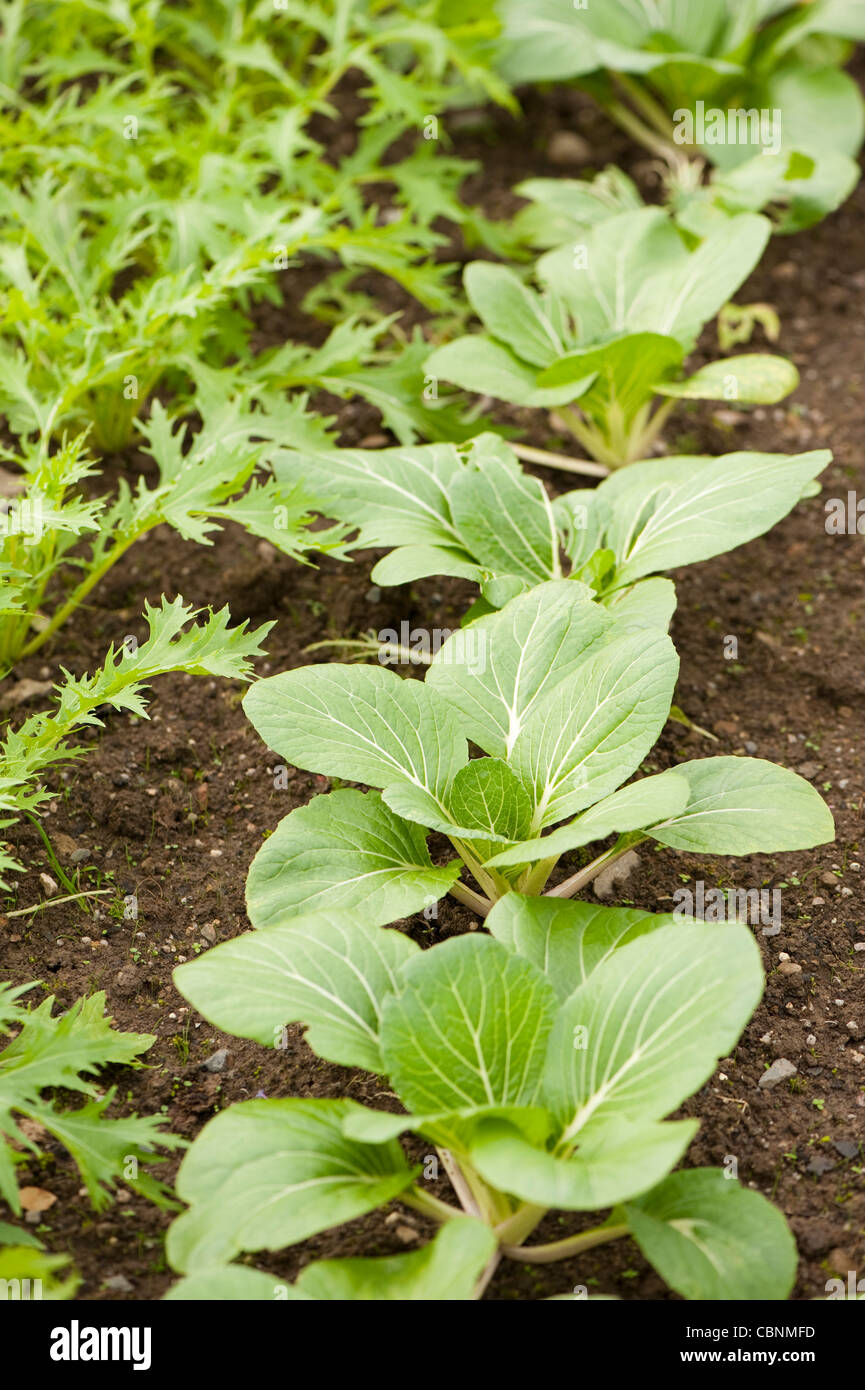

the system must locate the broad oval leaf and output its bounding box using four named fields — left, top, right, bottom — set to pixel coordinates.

left=512, top=627, right=679, bottom=827
left=427, top=580, right=611, bottom=759
left=648, top=756, right=835, bottom=854
left=597, top=450, right=830, bottom=587
left=381, top=935, right=557, bottom=1116
left=242, top=664, right=467, bottom=797
left=487, top=769, right=690, bottom=867
left=426, top=335, right=591, bottom=408
left=487, top=895, right=686, bottom=997
left=246, top=790, right=461, bottom=926
left=174, top=915, right=418, bottom=1072
left=543, top=922, right=763, bottom=1141
left=446, top=758, right=533, bottom=843
left=655, top=353, right=798, bottom=404
left=167, top=1099, right=417, bottom=1273
left=471, top=1114, right=697, bottom=1211
left=625, top=1169, right=797, bottom=1301
left=464, top=261, right=563, bottom=368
